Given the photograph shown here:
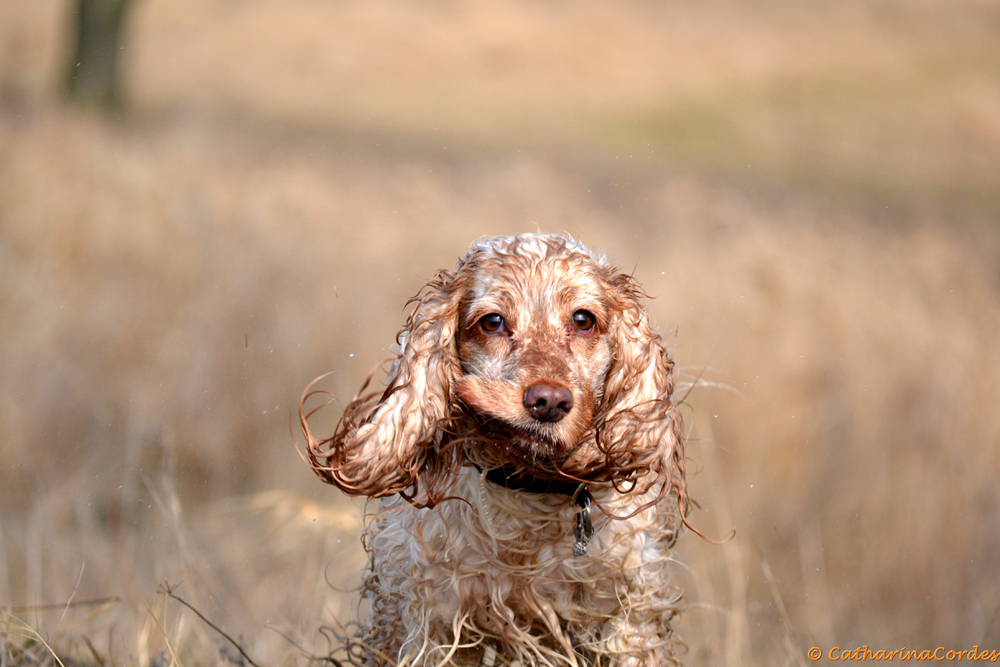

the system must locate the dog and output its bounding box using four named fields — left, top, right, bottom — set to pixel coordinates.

left=301, top=233, right=688, bottom=666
